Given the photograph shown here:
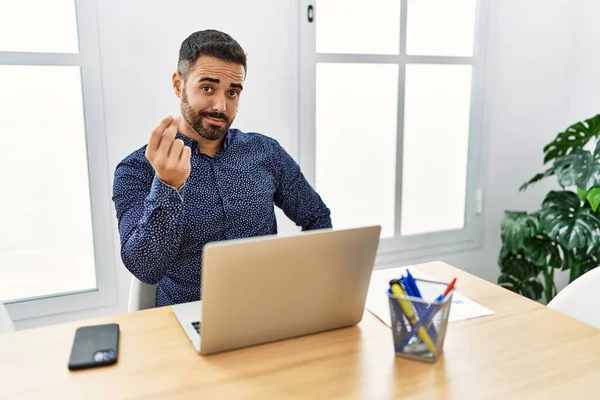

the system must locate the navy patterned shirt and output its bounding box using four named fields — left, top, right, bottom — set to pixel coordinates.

left=112, top=129, right=332, bottom=307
